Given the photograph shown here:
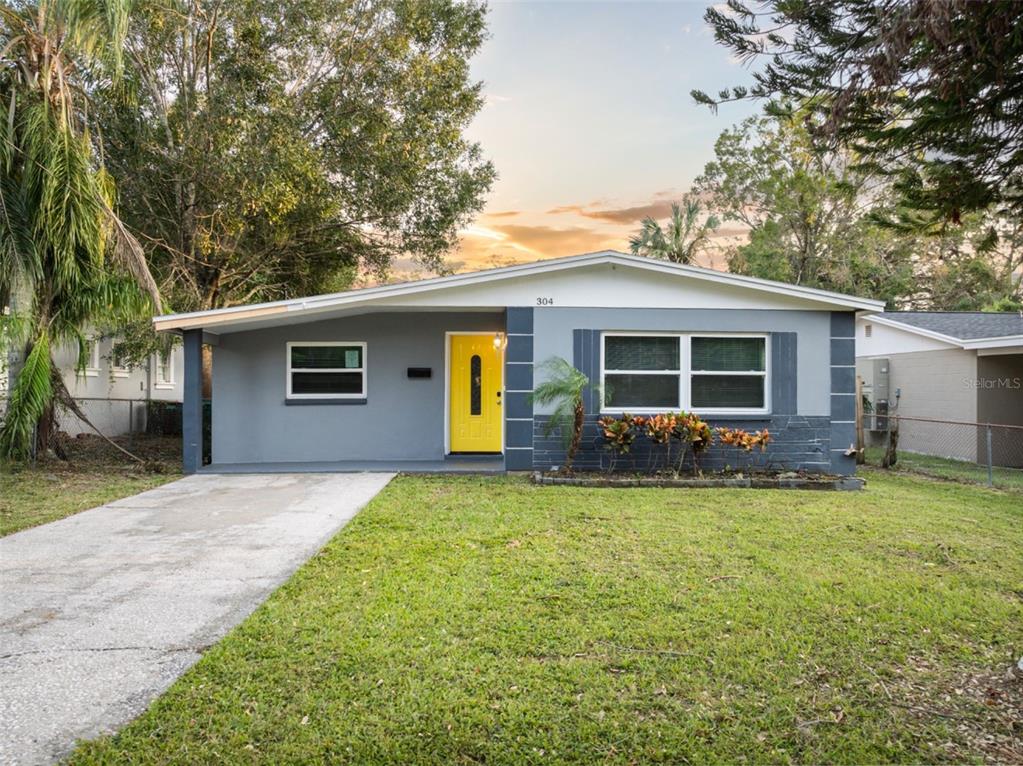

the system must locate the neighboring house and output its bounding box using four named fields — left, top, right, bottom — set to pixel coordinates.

left=3, top=336, right=184, bottom=438
left=152, top=250, right=884, bottom=475
left=856, top=312, right=1023, bottom=466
